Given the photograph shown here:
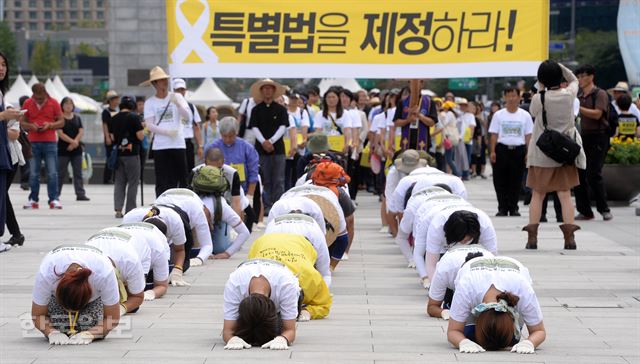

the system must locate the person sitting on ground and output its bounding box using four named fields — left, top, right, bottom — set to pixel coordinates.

left=426, top=247, right=494, bottom=320
left=114, top=222, right=171, bottom=301
left=85, top=230, right=145, bottom=315
left=191, top=166, right=250, bottom=259
left=265, top=213, right=331, bottom=287
left=447, top=256, right=545, bottom=354
left=31, top=244, right=120, bottom=345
